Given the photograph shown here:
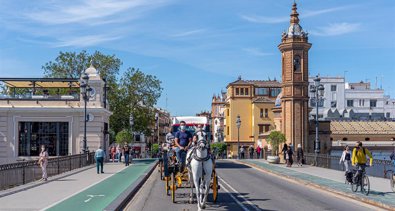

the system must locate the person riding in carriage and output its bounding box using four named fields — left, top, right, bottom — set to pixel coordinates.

left=174, top=121, right=192, bottom=172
